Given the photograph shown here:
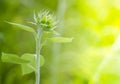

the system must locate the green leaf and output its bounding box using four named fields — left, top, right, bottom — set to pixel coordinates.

left=49, top=37, right=73, bottom=43
left=21, top=64, right=35, bottom=75
left=1, top=53, right=29, bottom=64
left=21, top=54, right=44, bottom=75
left=6, top=21, right=35, bottom=33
